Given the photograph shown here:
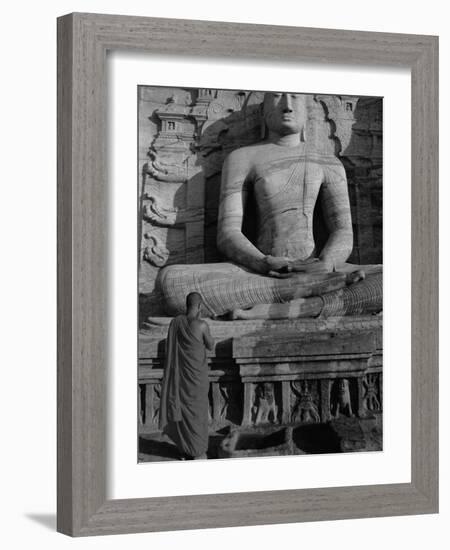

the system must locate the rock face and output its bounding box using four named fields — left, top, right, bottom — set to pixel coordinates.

left=138, top=87, right=383, bottom=456
left=138, top=87, right=382, bottom=320
left=138, top=316, right=383, bottom=453
left=218, top=426, right=295, bottom=459
left=217, top=416, right=383, bottom=458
